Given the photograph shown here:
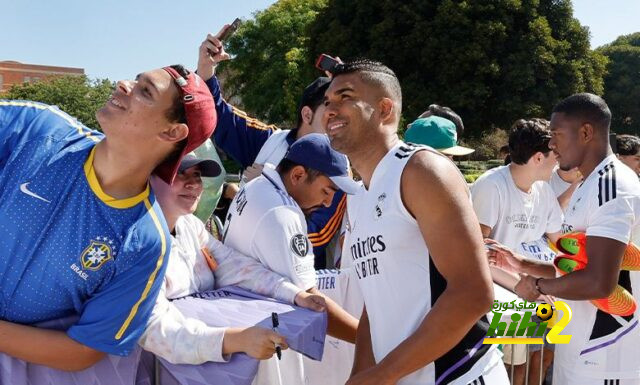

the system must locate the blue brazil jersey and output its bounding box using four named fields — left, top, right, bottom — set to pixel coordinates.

left=0, top=100, right=170, bottom=356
